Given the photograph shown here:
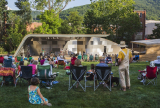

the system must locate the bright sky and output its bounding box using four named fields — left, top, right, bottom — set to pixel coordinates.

left=7, top=0, right=92, bottom=10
